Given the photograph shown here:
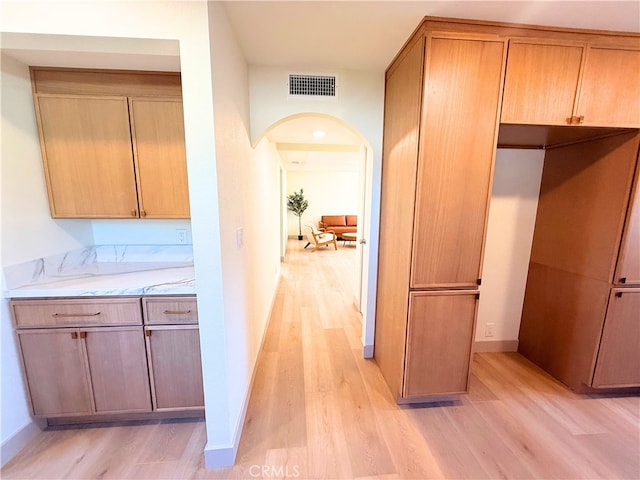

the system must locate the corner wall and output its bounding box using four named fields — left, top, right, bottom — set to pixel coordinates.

left=475, top=148, right=545, bottom=349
